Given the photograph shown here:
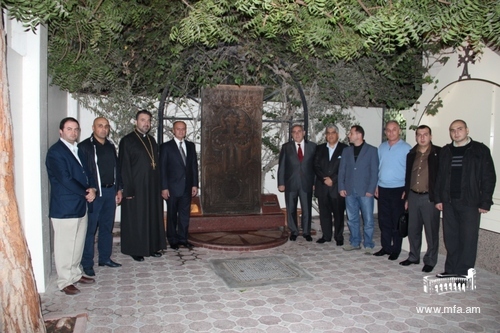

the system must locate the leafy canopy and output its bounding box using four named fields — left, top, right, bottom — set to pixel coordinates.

left=2, top=0, right=499, bottom=111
